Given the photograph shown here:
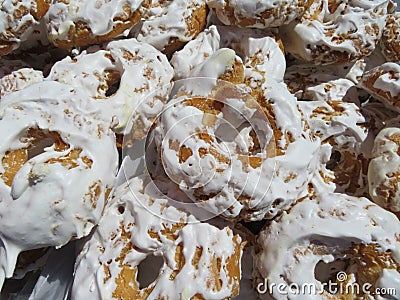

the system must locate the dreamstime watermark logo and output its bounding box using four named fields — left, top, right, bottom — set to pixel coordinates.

left=257, top=272, right=397, bottom=297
